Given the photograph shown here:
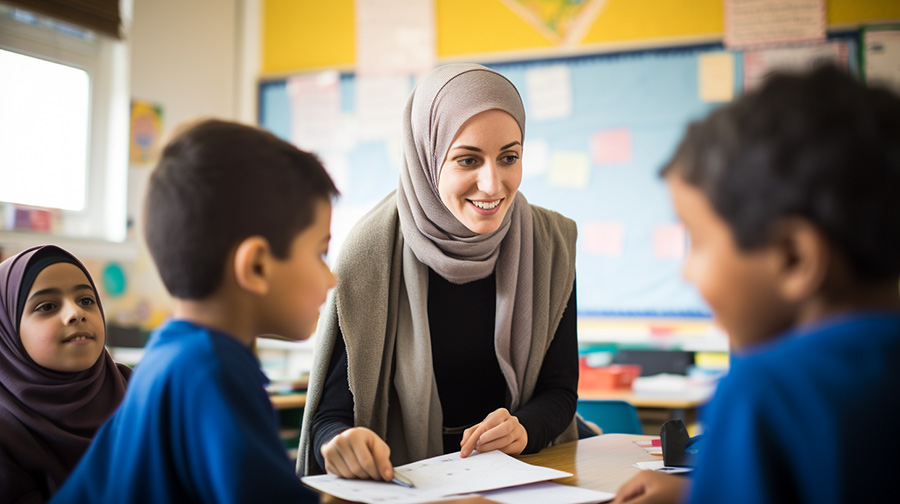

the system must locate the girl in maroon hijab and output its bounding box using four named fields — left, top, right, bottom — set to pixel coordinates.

left=0, top=245, right=131, bottom=503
